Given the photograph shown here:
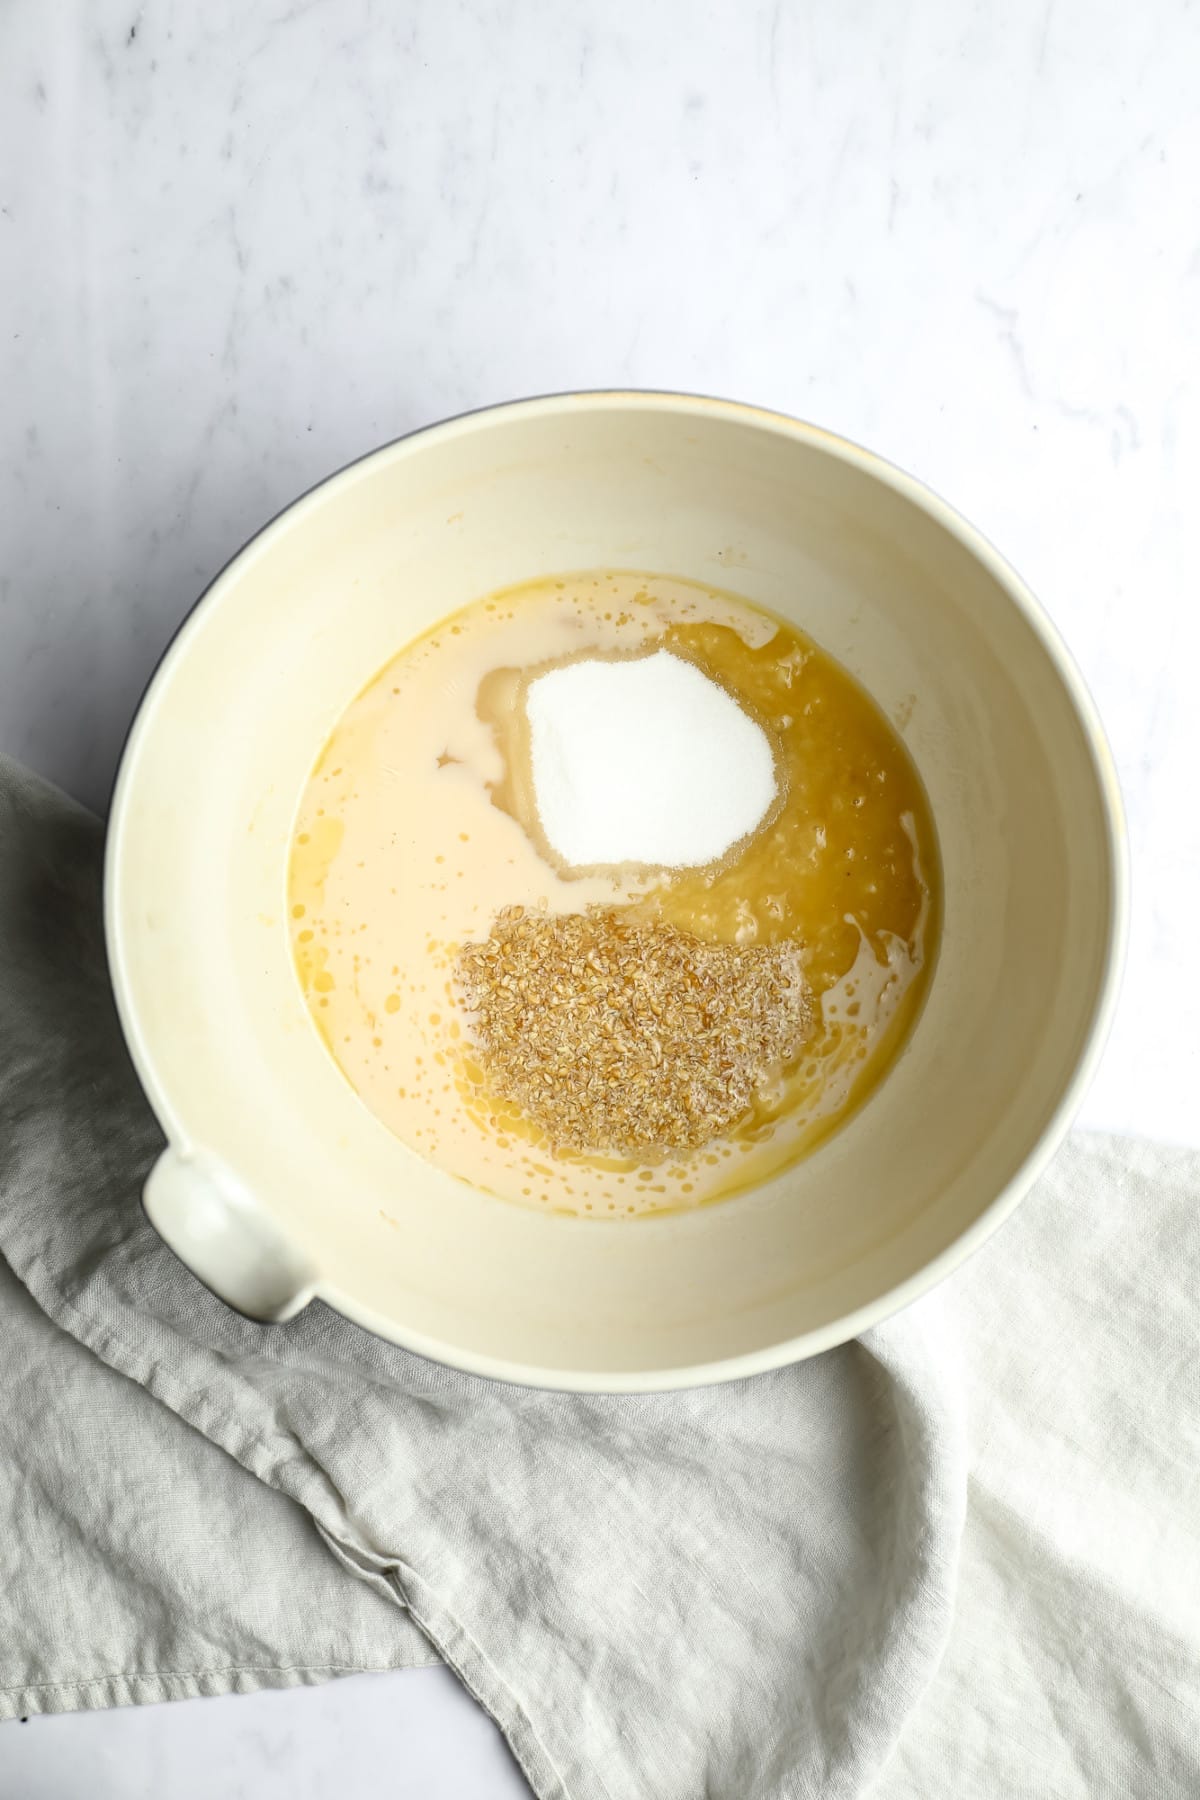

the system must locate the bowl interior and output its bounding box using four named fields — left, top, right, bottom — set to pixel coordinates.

left=108, top=397, right=1121, bottom=1384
